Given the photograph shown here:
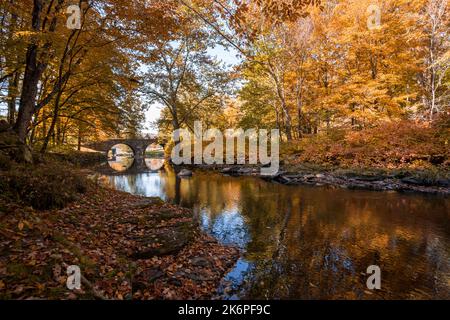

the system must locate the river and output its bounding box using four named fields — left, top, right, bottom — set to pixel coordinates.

left=101, top=159, right=450, bottom=300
